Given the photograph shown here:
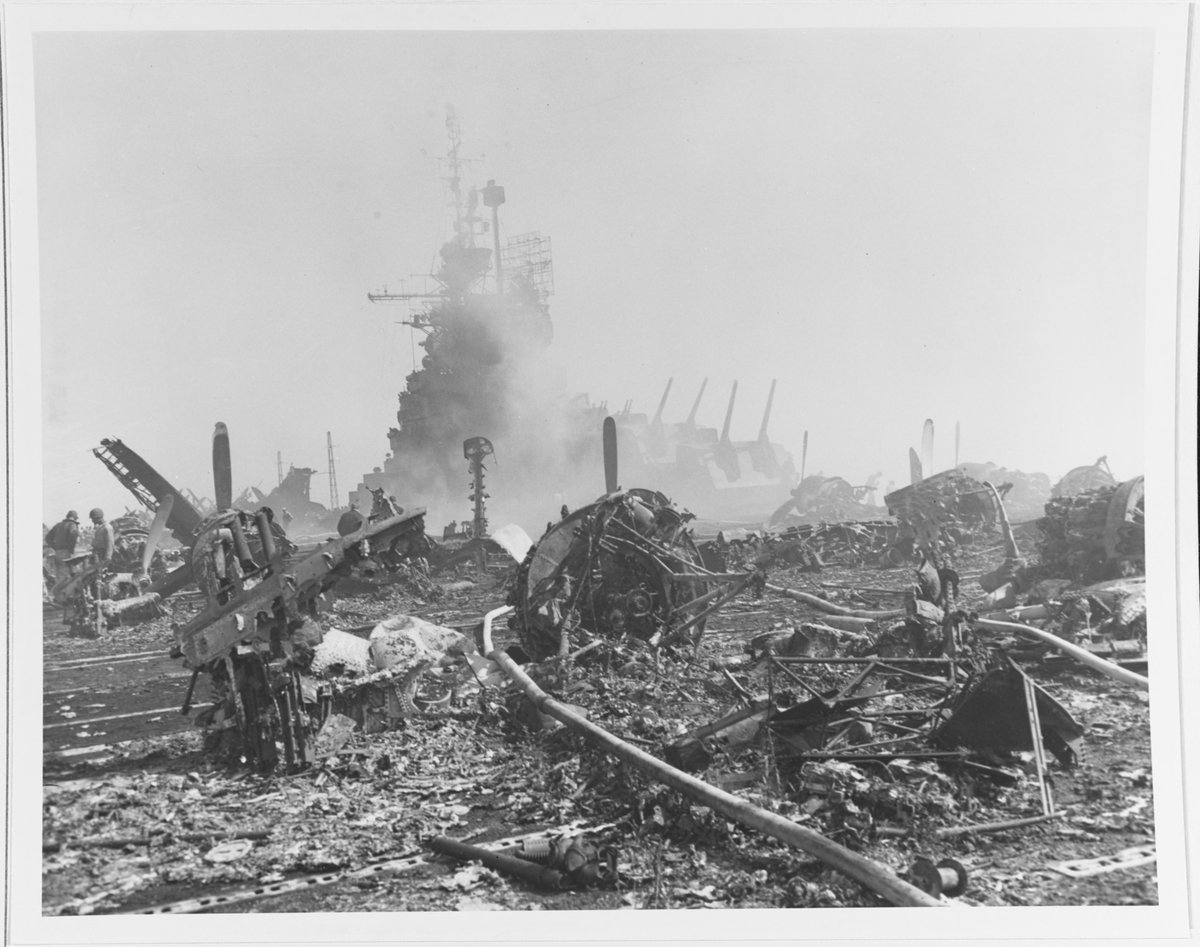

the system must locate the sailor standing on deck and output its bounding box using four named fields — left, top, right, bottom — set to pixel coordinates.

left=44, top=510, right=80, bottom=600
left=89, top=508, right=114, bottom=566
